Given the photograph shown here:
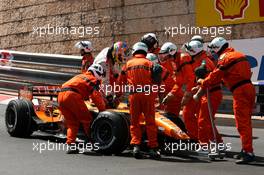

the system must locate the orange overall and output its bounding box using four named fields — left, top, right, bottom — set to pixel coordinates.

left=81, top=54, right=94, bottom=73
left=123, top=54, right=158, bottom=148
left=58, top=72, right=106, bottom=144
left=160, top=53, right=183, bottom=117
left=193, top=51, right=223, bottom=144
left=201, top=48, right=255, bottom=153
left=170, top=53, right=197, bottom=140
